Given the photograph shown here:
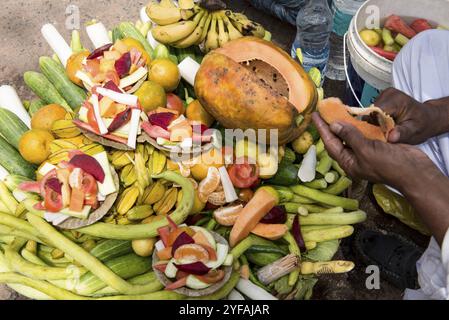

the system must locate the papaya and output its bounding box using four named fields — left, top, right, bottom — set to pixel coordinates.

left=317, top=97, right=395, bottom=142
left=194, top=37, right=317, bottom=145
